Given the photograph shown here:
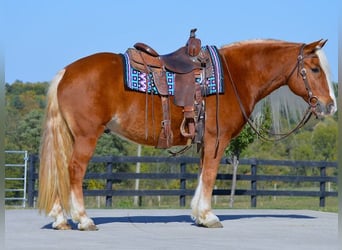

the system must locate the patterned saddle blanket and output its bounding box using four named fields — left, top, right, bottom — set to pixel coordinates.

left=122, top=45, right=224, bottom=98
